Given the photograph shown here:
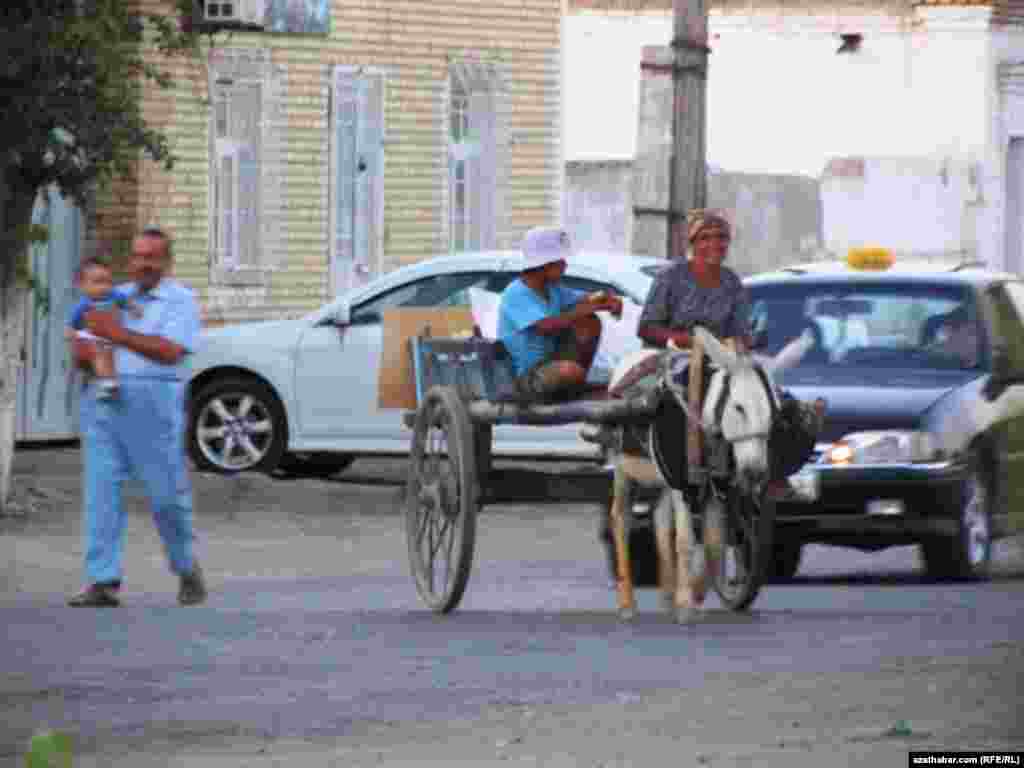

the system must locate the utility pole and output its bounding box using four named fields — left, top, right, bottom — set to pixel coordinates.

left=668, top=0, right=710, bottom=259
left=630, top=0, right=709, bottom=260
